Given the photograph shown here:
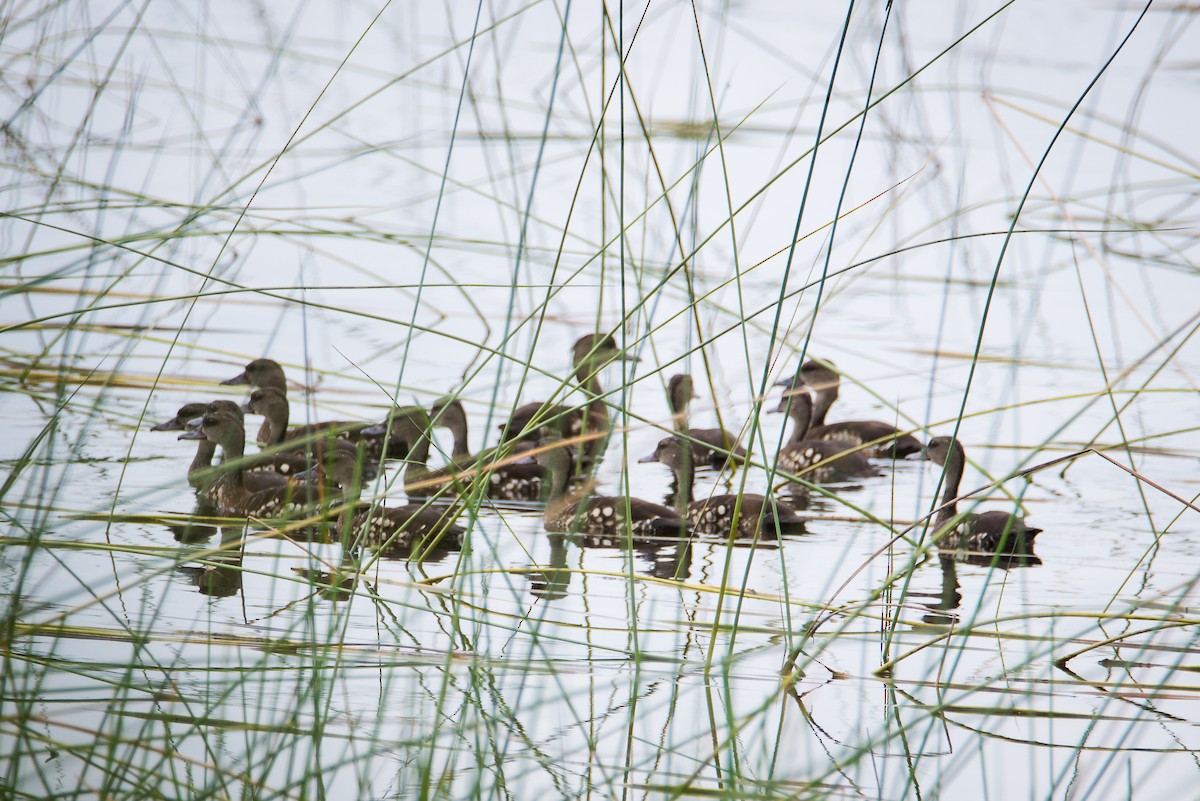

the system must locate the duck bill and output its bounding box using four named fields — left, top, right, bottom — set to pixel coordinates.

left=220, top=371, right=250, bottom=386
left=178, top=428, right=206, bottom=441
left=905, top=449, right=929, bottom=462
left=150, top=418, right=184, bottom=432
left=361, top=422, right=387, bottom=437
left=637, top=452, right=658, bottom=464
left=239, top=399, right=254, bottom=413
